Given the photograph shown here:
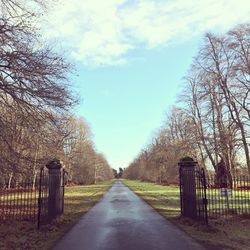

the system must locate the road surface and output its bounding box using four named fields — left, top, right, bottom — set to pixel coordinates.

left=53, top=180, right=204, bottom=250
